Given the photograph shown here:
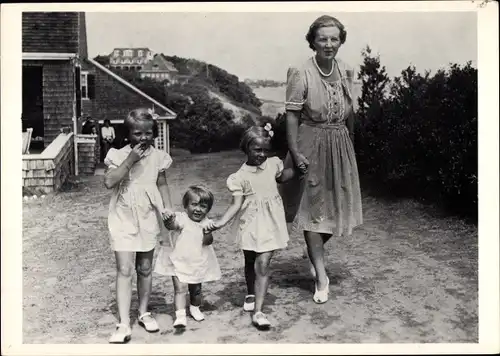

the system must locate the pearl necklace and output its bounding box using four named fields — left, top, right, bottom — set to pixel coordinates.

left=313, top=55, right=335, bottom=77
